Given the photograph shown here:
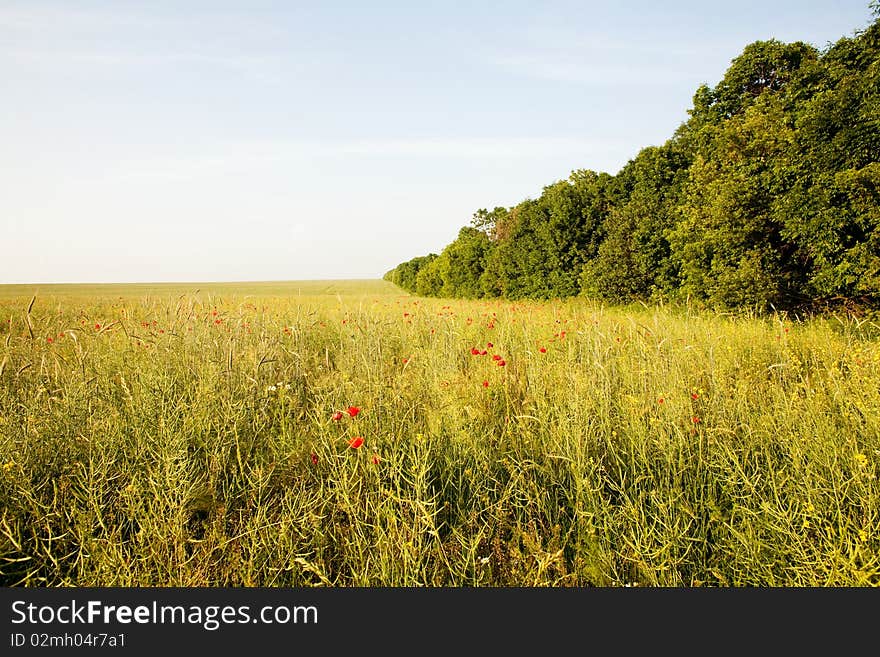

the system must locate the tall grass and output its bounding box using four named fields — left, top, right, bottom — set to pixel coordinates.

left=1, top=280, right=877, bottom=586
